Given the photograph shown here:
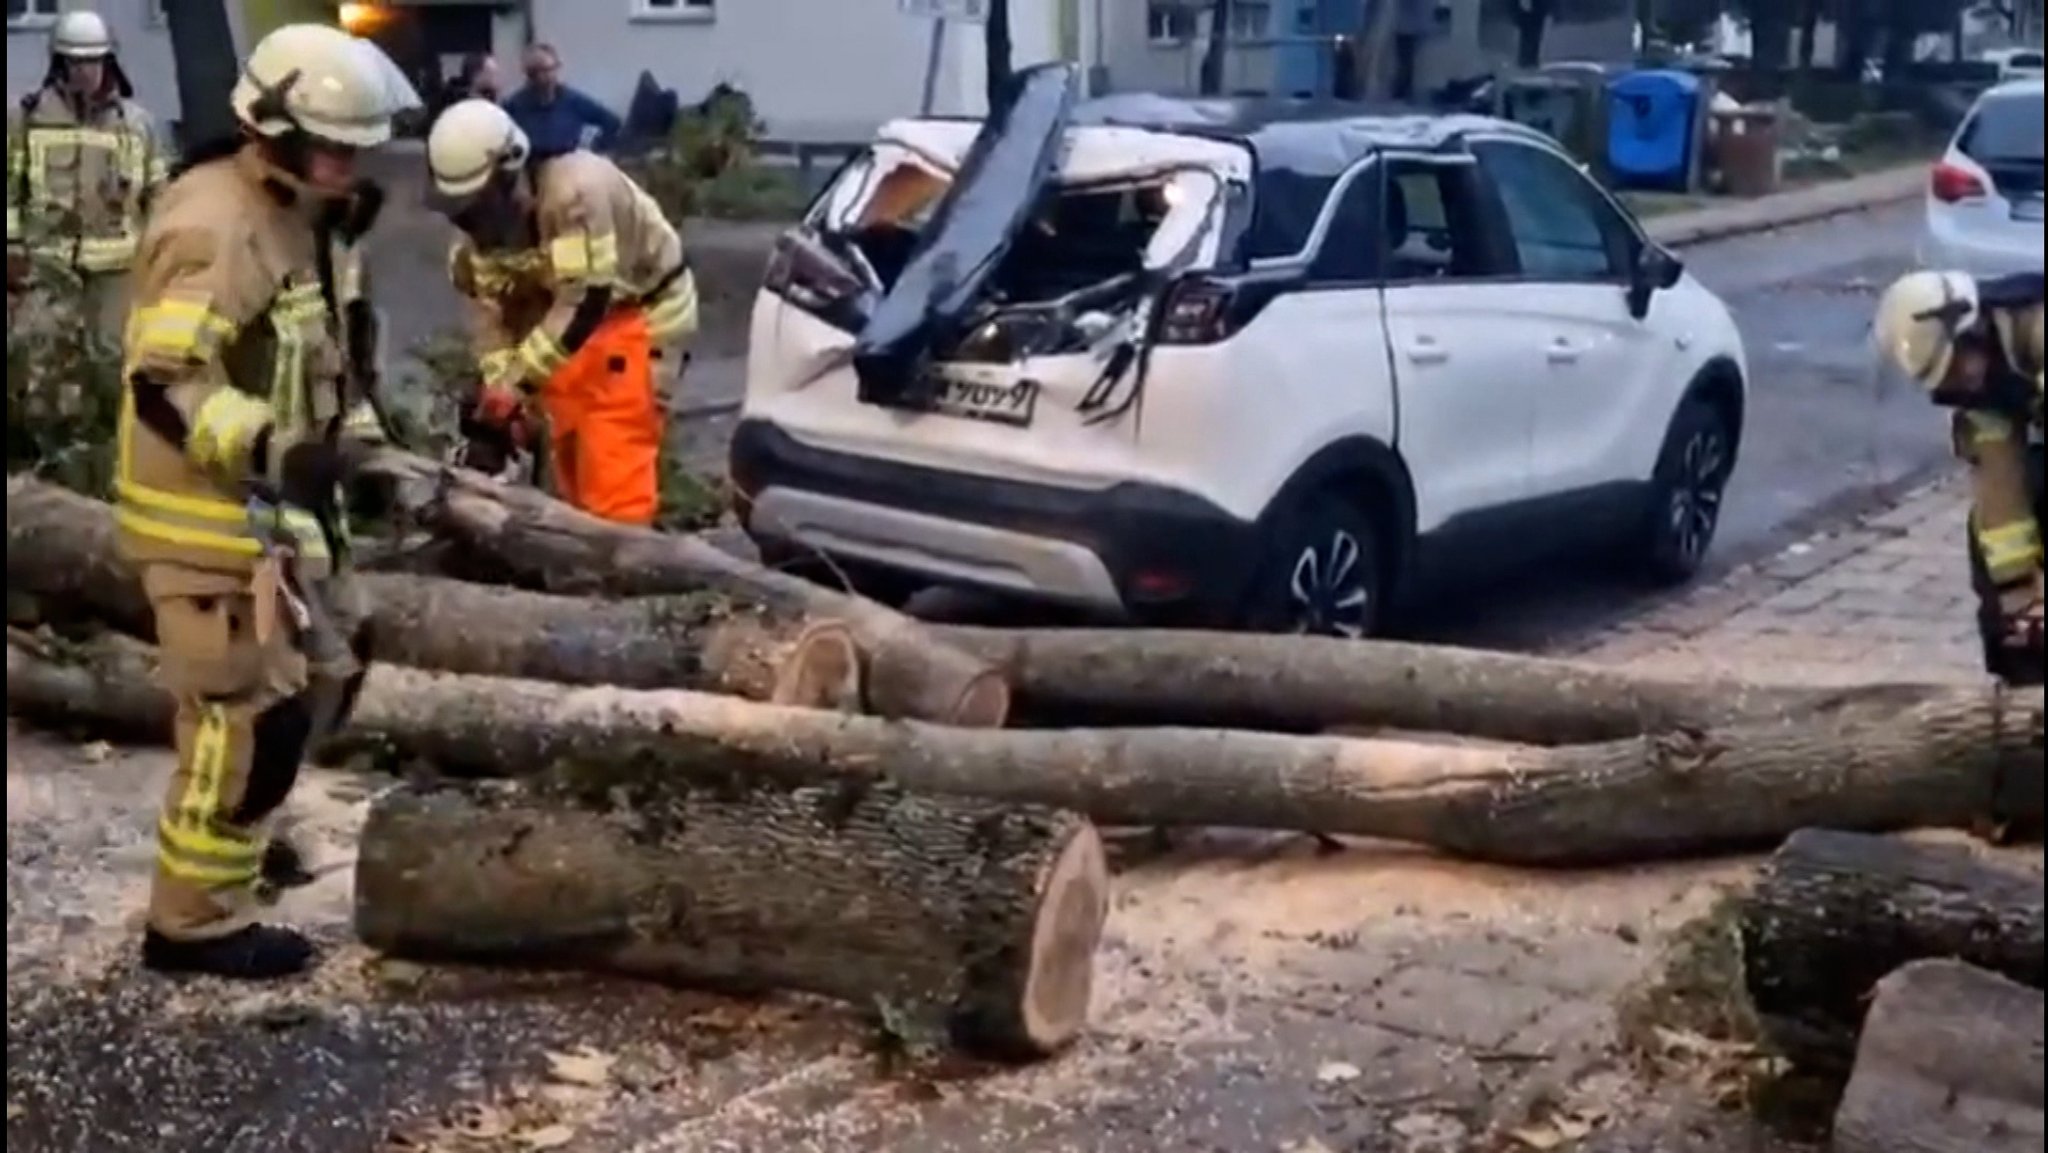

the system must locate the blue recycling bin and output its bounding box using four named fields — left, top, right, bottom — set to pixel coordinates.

left=1607, top=69, right=1702, bottom=192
